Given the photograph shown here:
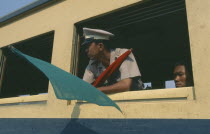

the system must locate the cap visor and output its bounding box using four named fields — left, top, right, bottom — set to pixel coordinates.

left=81, top=38, right=94, bottom=46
